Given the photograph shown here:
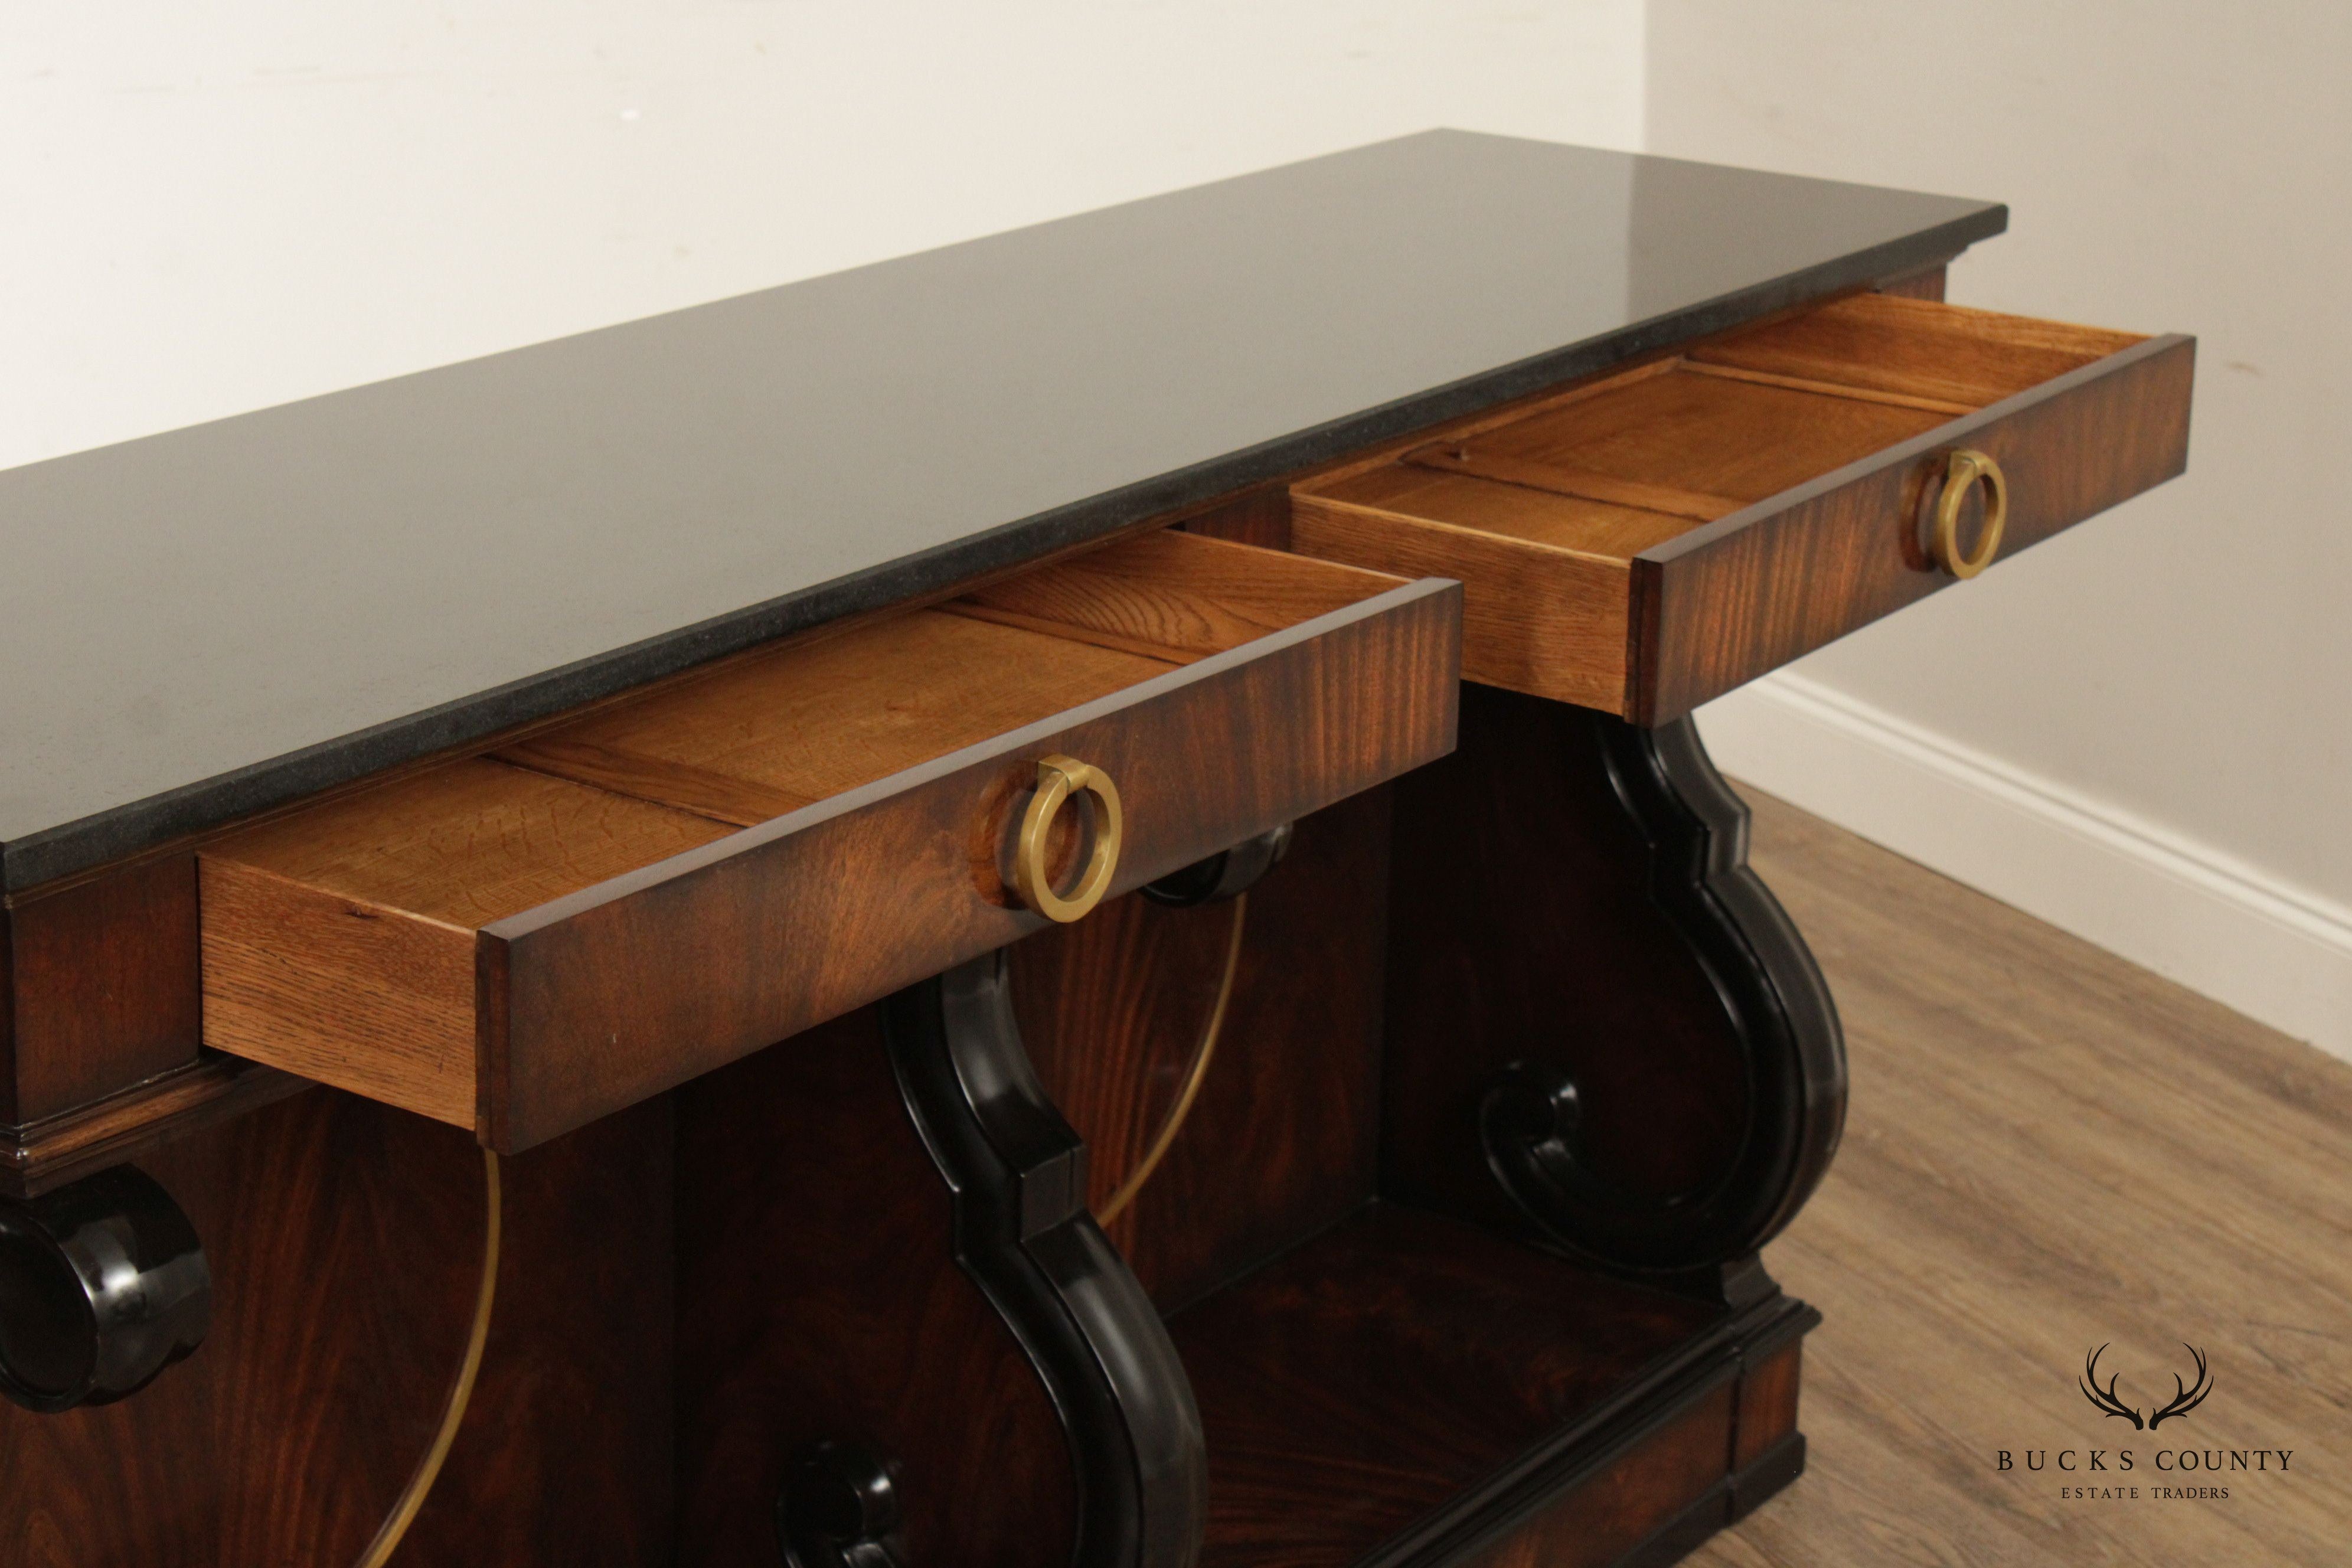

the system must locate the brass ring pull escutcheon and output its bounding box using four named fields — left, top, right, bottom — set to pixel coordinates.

left=1012, top=754, right=1123, bottom=923
left=1932, top=447, right=2009, bottom=580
